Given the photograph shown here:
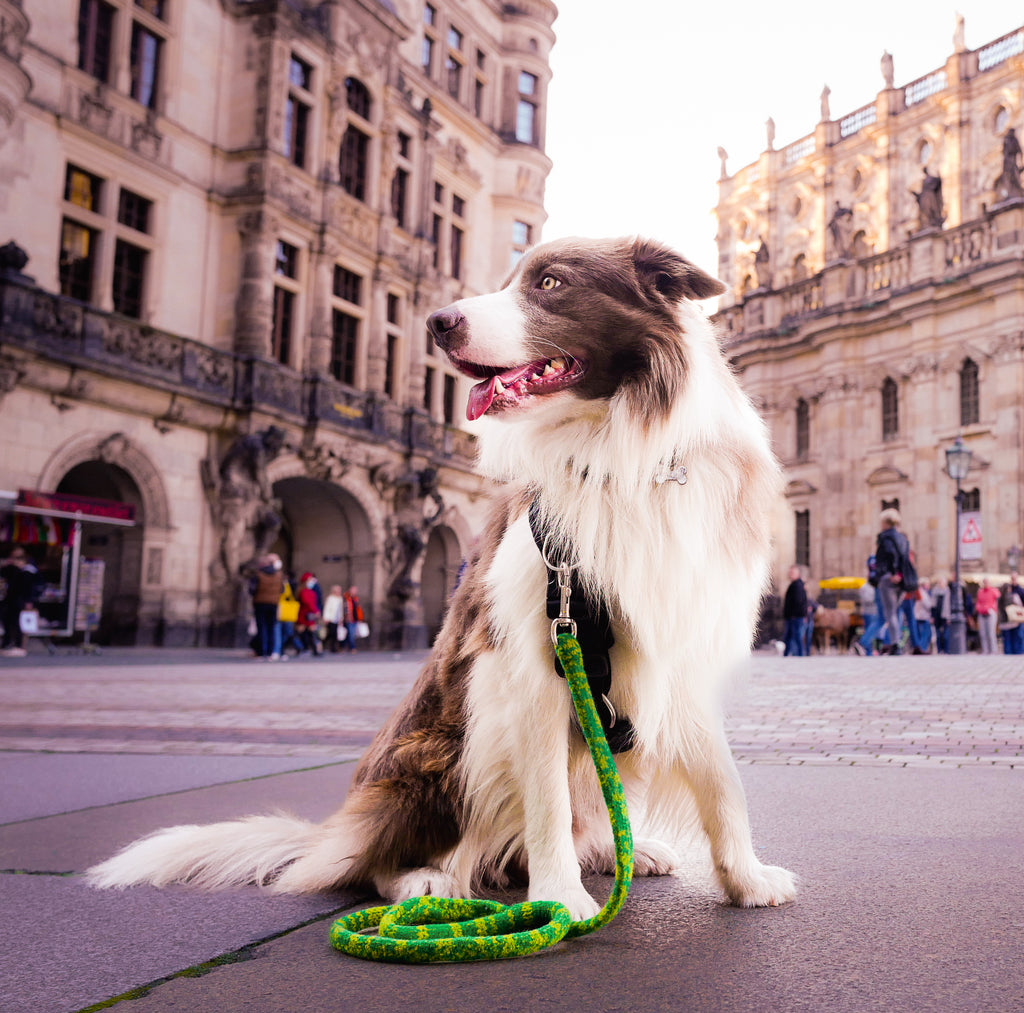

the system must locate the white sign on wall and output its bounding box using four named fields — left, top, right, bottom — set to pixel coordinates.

left=959, top=511, right=982, bottom=561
